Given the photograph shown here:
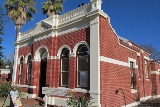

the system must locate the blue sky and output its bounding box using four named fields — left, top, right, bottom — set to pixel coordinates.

left=1, top=0, right=160, bottom=57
